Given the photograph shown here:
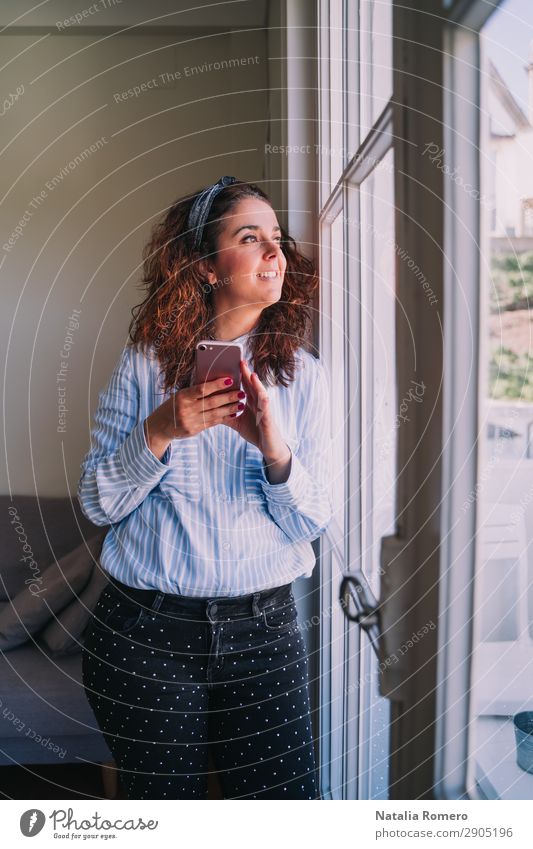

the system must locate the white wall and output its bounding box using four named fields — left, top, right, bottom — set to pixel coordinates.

left=1, top=24, right=273, bottom=495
